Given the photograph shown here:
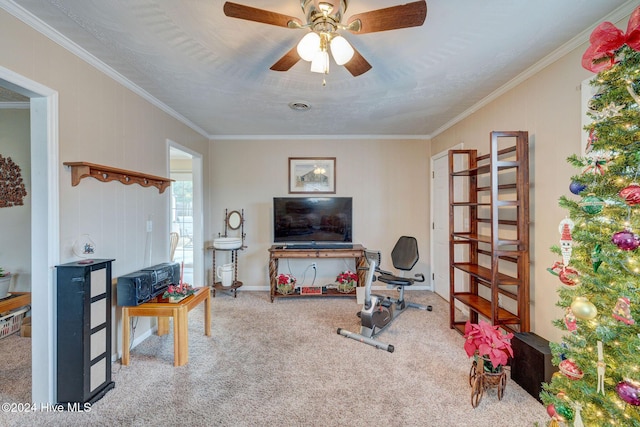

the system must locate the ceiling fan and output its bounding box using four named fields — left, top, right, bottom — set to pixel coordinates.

left=223, top=1, right=427, bottom=77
